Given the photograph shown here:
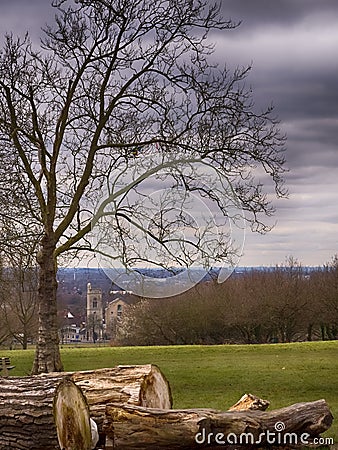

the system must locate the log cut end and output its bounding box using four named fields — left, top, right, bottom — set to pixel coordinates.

left=53, top=378, right=93, bottom=450
left=71, top=364, right=172, bottom=411
left=134, top=364, right=173, bottom=409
